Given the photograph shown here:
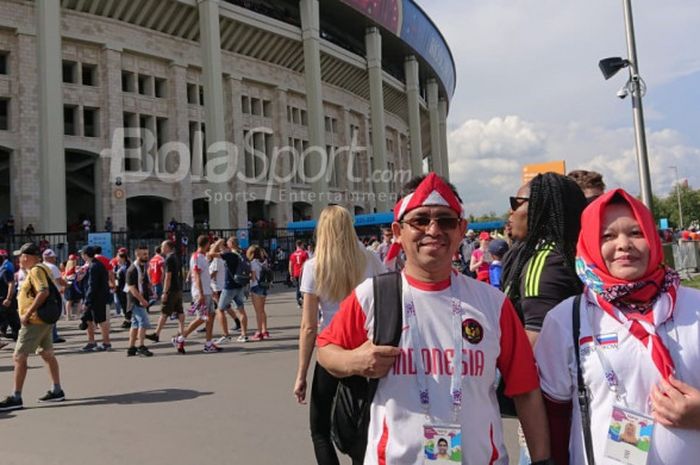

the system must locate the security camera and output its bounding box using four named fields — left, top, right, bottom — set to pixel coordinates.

left=616, top=85, right=629, bottom=99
